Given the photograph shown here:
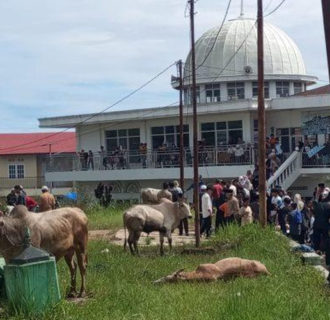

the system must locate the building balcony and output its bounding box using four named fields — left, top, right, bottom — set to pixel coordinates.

left=45, top=146, right=255, bottom=183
